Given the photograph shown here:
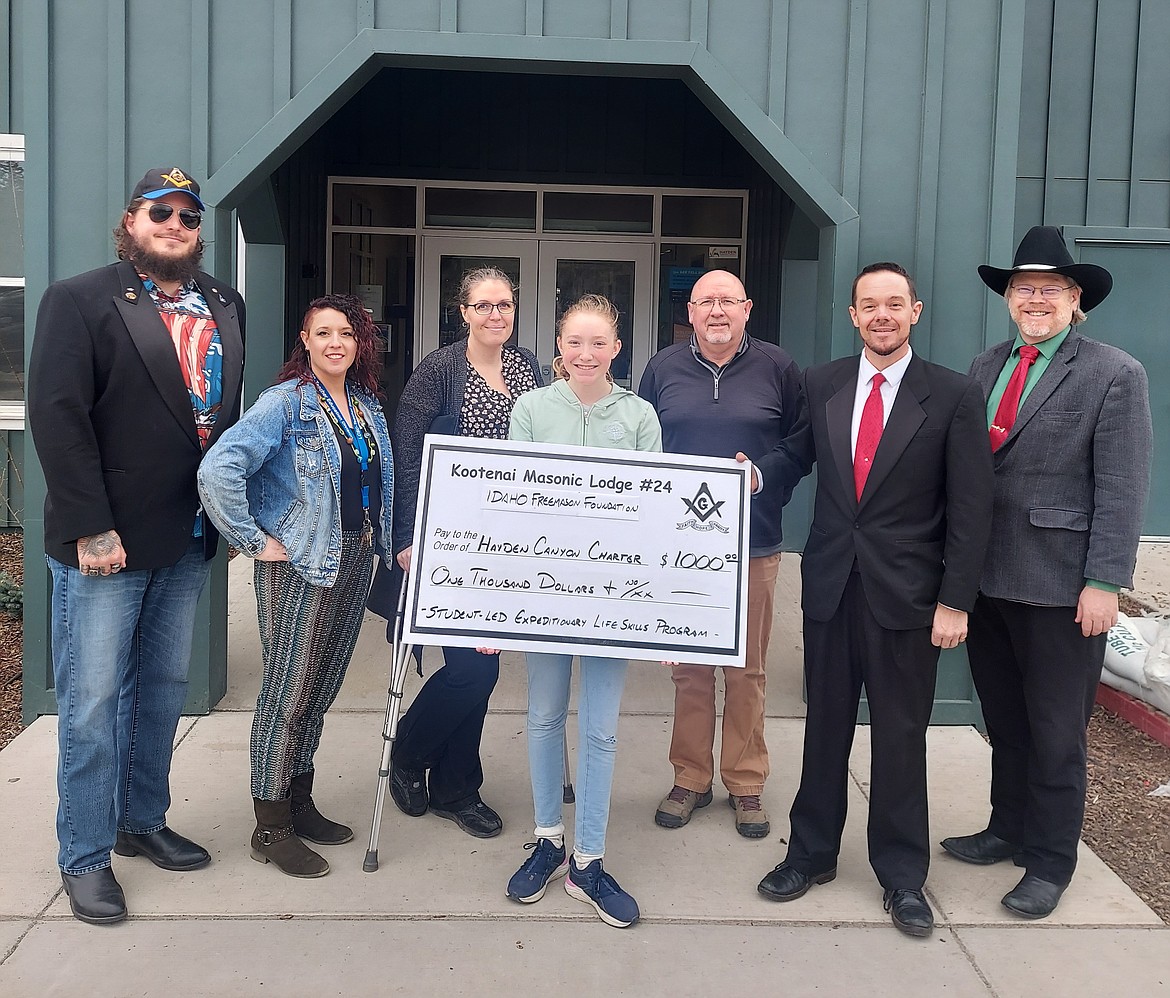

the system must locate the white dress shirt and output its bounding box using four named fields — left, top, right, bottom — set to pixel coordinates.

left=851, top=347, right=913, bottom=458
